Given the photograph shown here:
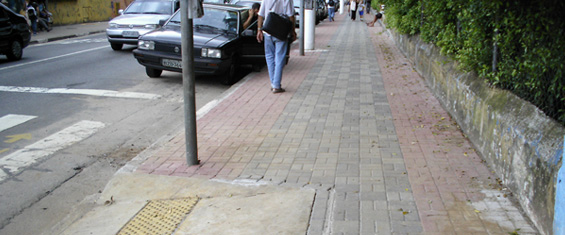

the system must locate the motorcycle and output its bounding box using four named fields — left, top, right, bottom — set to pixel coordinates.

left=38, top=10, right=52, bottom=31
